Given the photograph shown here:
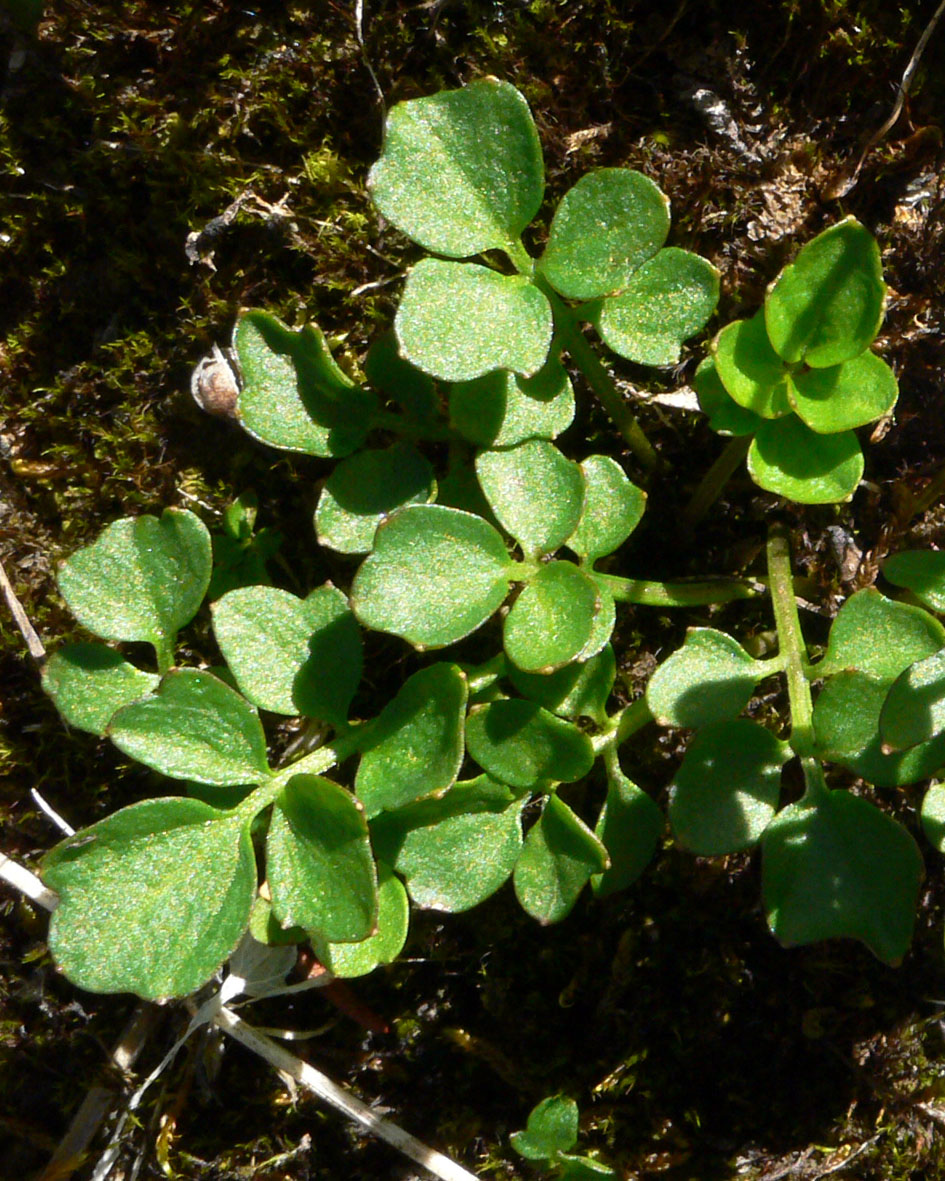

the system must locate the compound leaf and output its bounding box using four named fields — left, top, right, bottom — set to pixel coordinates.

left=646, top=628, right=761, bottom=729
left=42, top=643, right=159, bottom=736
left=748, top=417, right=863, bottom=503
left=513, top=793, right=609, bottom=923
left=466, top=699, right=595, bottom=790
left=504, top=561, right=599, bottom=673
left=476, top=439, right=584, bottom=556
